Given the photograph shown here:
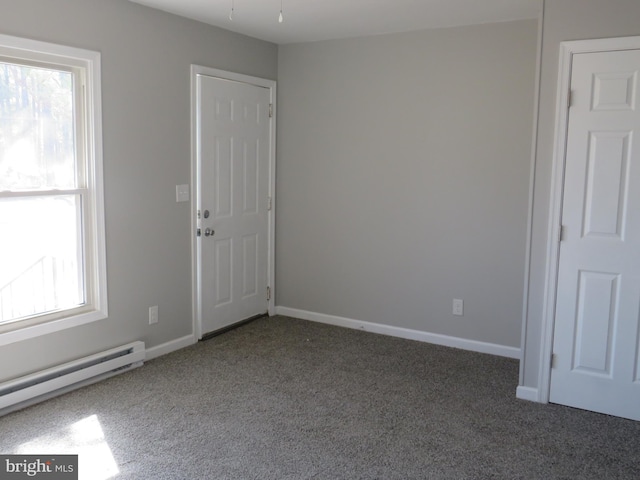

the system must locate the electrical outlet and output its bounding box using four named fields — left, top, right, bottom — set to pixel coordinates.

left=453, top=299, right=464, bottom=316
left=149, top=305, right=159, bottom=325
